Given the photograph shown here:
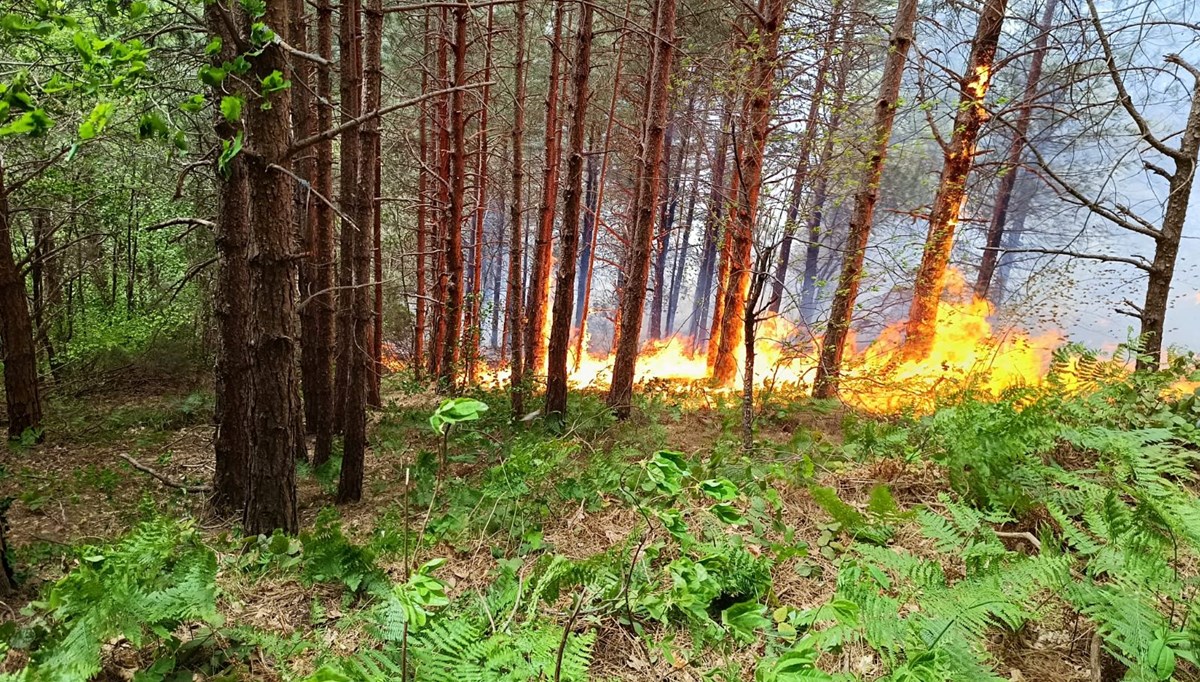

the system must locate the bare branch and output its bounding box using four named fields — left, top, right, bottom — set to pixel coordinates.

left=996, top=246, right=1153, bottom=271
